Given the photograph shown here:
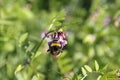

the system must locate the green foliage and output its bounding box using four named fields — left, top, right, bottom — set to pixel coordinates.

left=95, top=60, right=99, bottom=71
left=18, top=33, right=28, bottom=47
left=0, top=0, right=120, bottom=80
